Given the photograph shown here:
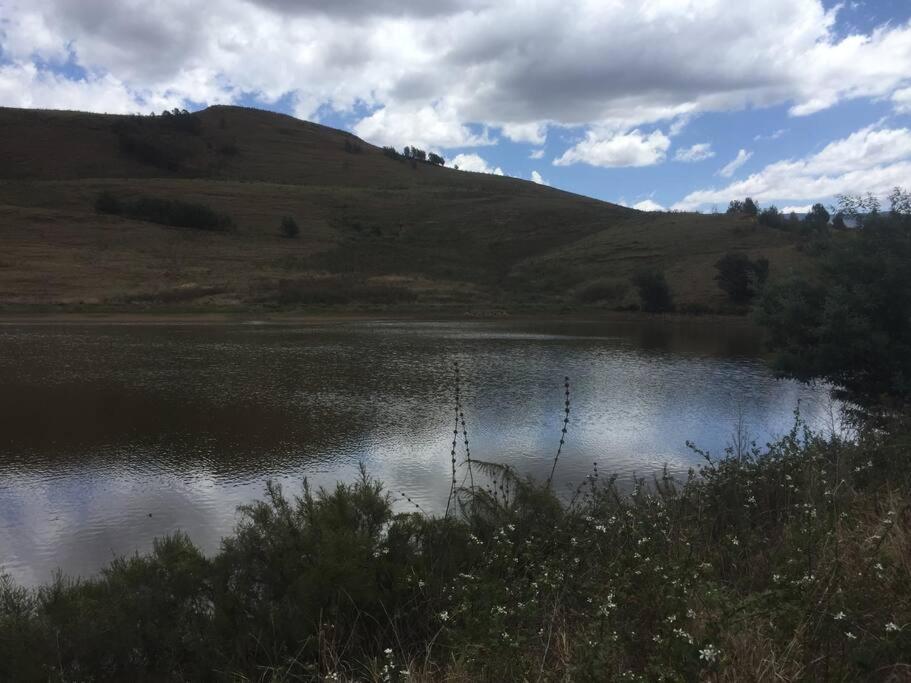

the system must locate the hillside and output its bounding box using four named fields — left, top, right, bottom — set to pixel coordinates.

left=0, top=105, right=804, bottom=312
